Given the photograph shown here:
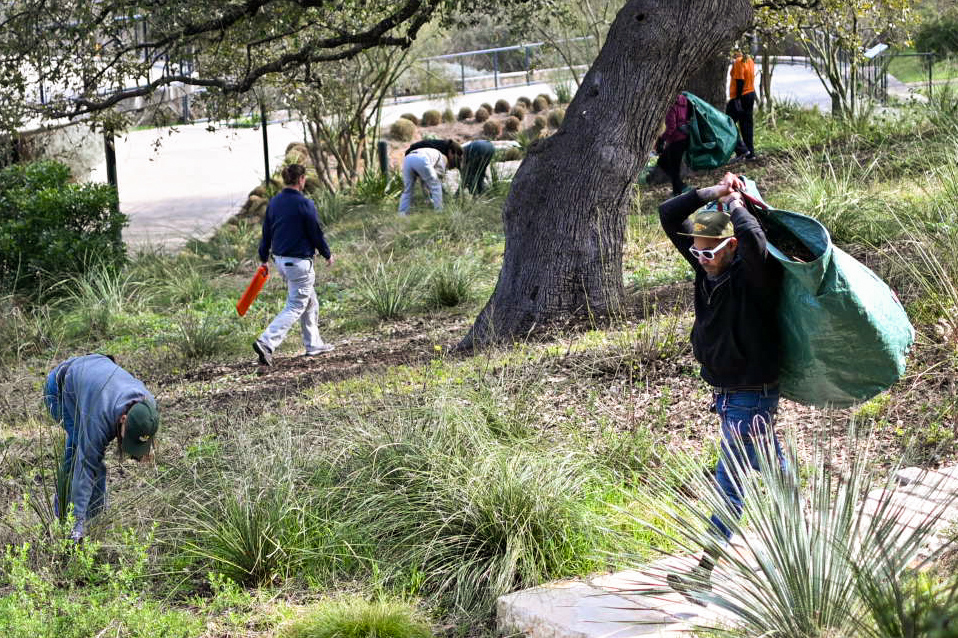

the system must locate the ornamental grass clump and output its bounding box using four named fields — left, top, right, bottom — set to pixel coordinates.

left=509, top=105, right=526, bottom=119
left=547, top=108, right=565, bottom=128
left=474, top=107, right=490, bottom=123
left=356, top=256, right=425, bottom=320
left=281, top=597, right=432, bottom=638
left=389, top=118, right=416, bottom=142
left=420, top=110, right=441, bottom=127
left=482, top=119, right=501, bottom=139
left=425, top=257, right=478, bottom=308
left=493, top=99, right=510, bottom=114
left=332, top=396, right=634, bottom=615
